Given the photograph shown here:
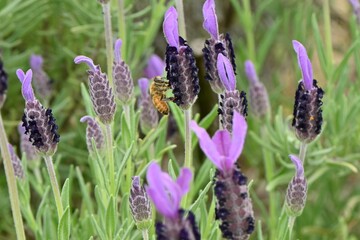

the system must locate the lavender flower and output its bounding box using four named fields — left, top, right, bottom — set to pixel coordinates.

left=74, top=56, right=116, bottom=124
left=80, top=116, right=105, bottom=154
left=138, top=78, right=158, bottom=134
left=285, top=155, right=307, bottom=217
left=191, top=111, right=255, bottom=240
left=292, top=40, right=324, bottom=143
left=18, top=123, right=39, bottom=162
left=8, top=144, right=24, bottom=179
left=113, top=39, right=134, bottom=104
left=144, top=54, right=165, bottom=79
left=146, top=162, right=200, bottom=239
left=217, top=54, right=247, bottom=132
left=244, top=60, right=270, bottom=118
left=349, top=0, right=360, bottom=24
left=129, top=176, right=152, bottom=230
left=17, top=69, right=60, bottom=156
left=29, top=54, right=52, bottom=100
left=202, top=0, right=236, bottom=94
left=164, top=7, right=200, bottom=110
left=0, top=59, right=8, bottom=108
